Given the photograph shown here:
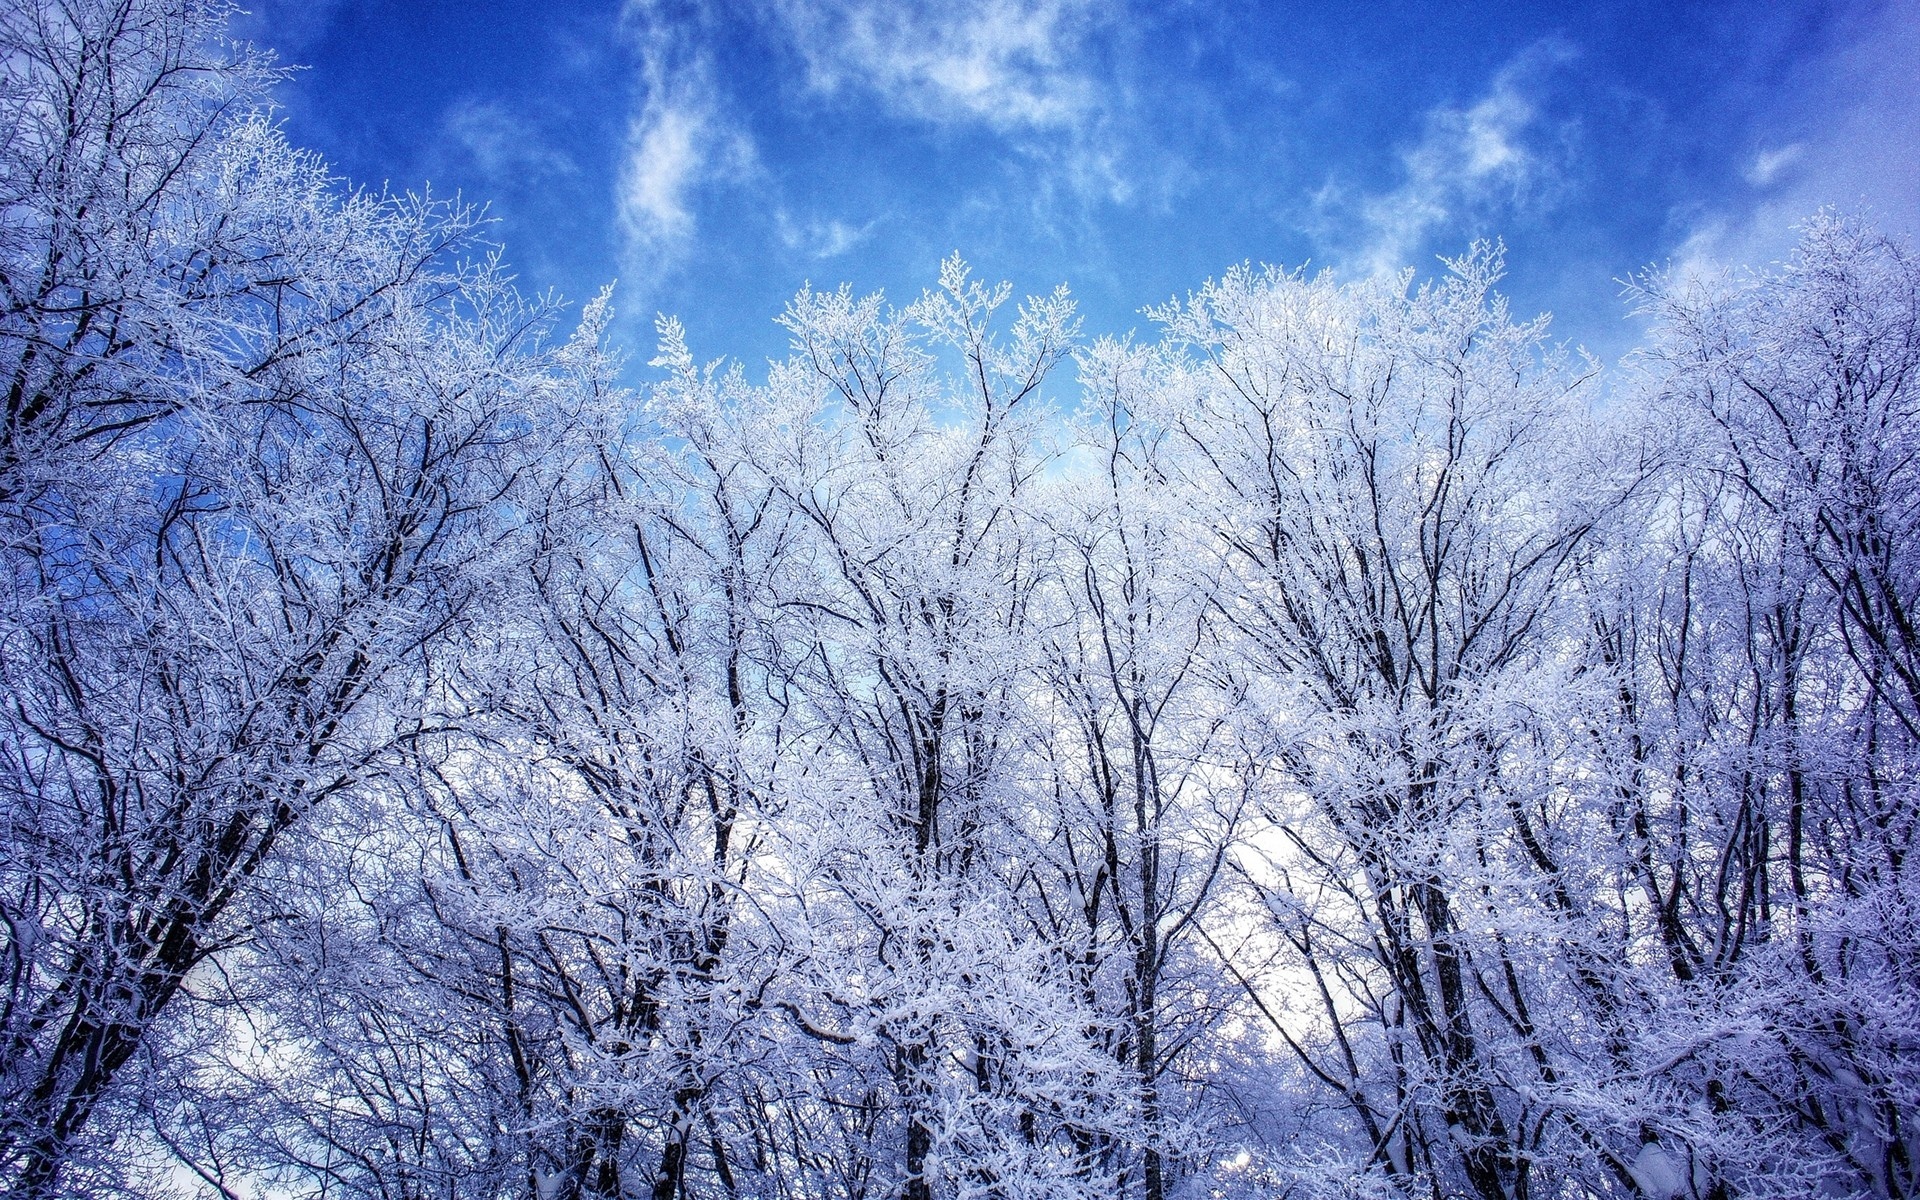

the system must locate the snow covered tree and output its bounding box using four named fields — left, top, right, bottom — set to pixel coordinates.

left=0, top=3, right=620, bottom=1193
left=1027, top=336, right=1250, bottom=1200
left=1145, top=248, right=1664, bottom=1199
left=4, top=7, right=1912, bottom=1195
left=731, top=258, right=1125, bottom=1200
left=1614, top=214, right=1920, bottom=1199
